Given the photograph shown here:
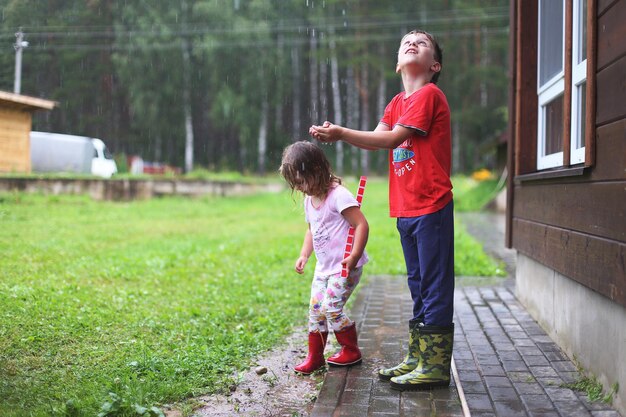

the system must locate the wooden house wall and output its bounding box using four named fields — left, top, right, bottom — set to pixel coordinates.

left=510, top=0, right=626, bottom=308
left=0, top=108, right=32, bottom=173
